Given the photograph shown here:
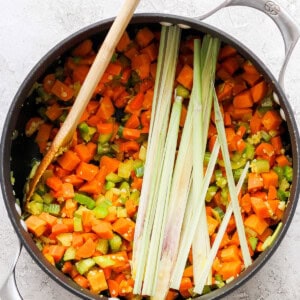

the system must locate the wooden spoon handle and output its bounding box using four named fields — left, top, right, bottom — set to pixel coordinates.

left=26, top=0, right=140, bottom=203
